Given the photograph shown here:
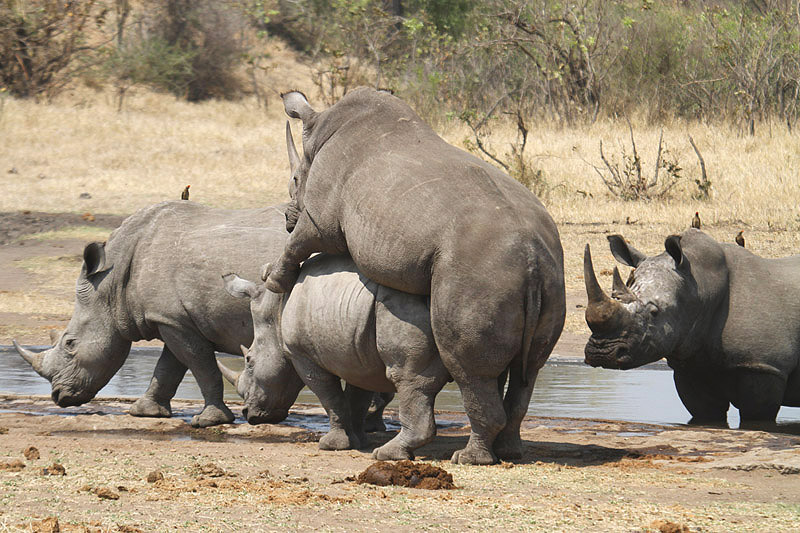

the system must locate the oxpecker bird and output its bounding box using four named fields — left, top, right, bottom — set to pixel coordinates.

left=736, top=230, right=745, bottom=247
left=691, top=211, right=701, bottom=229
left=181, top=185, right=190, bottom=200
